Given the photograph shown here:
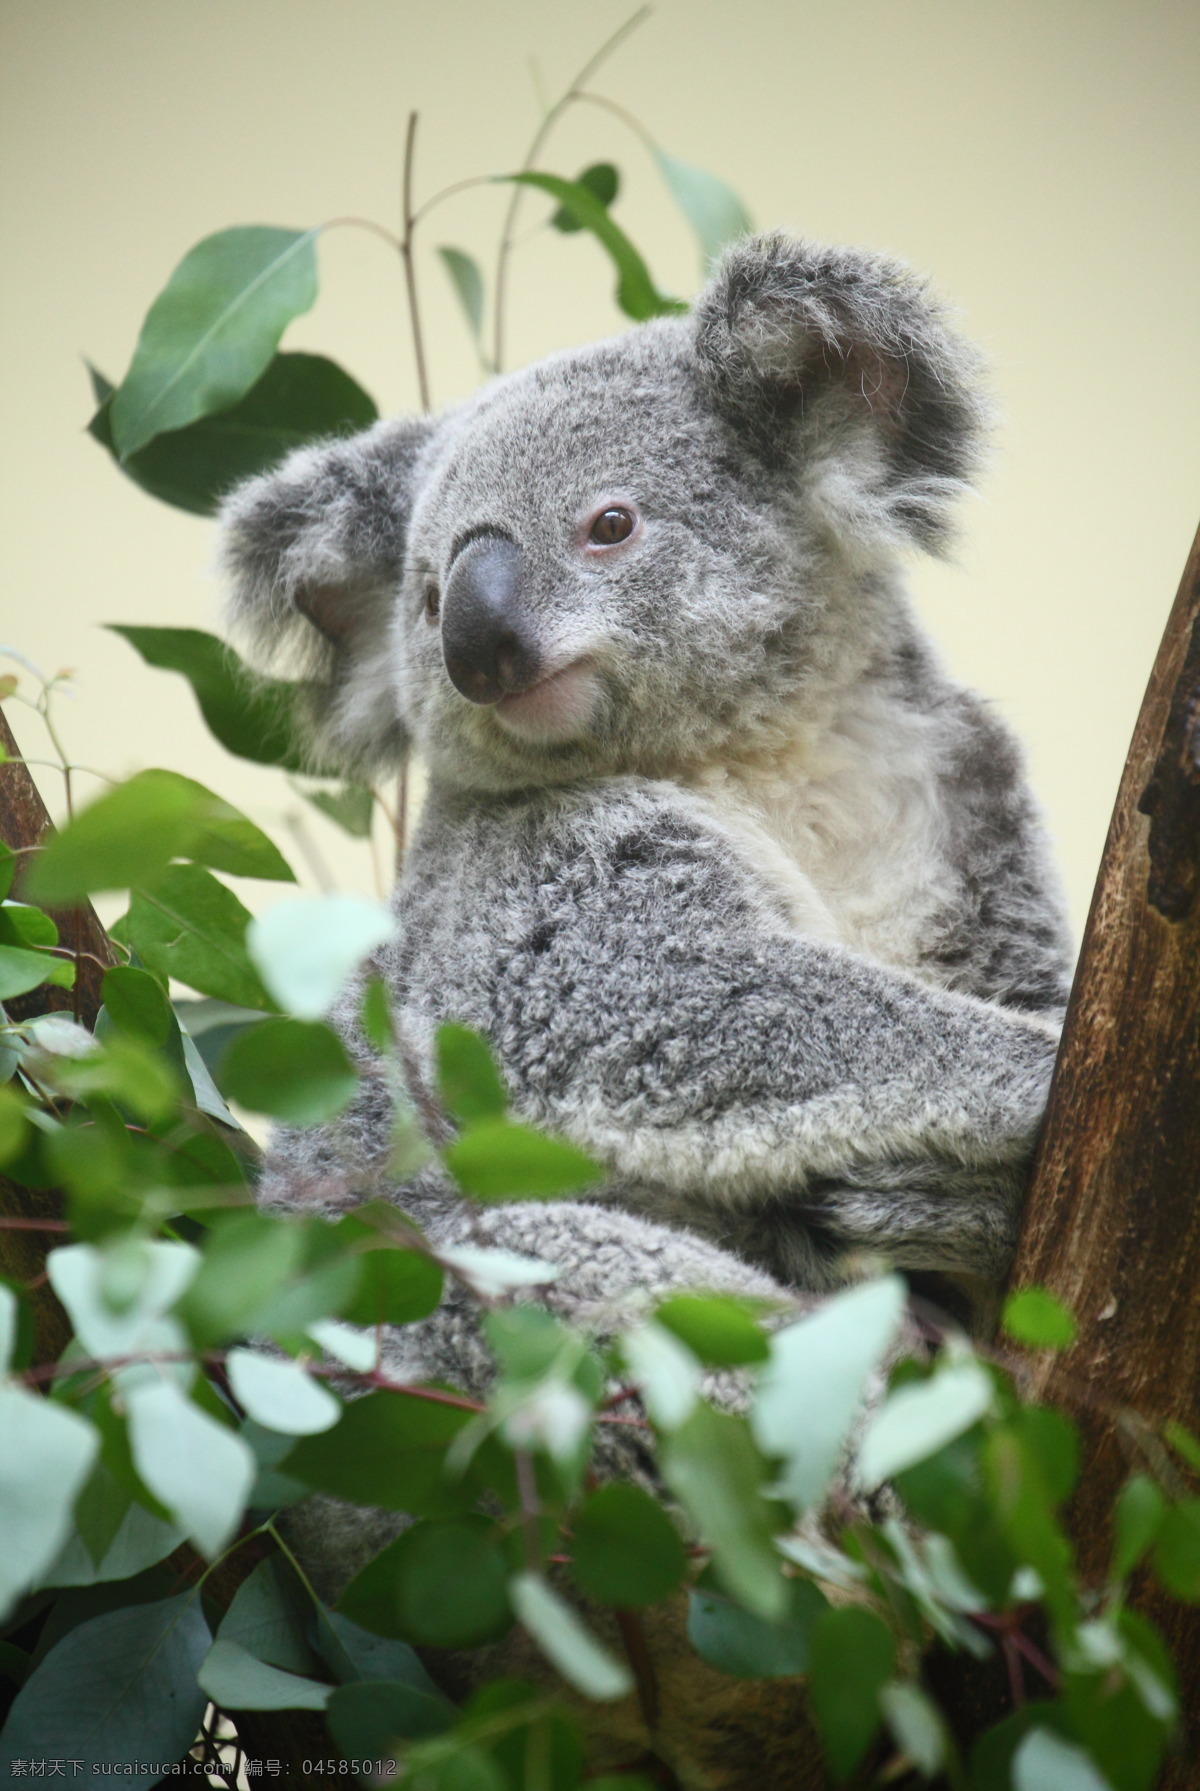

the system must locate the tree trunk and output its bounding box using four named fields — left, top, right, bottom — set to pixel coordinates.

left=1006, top=518, right=1200, bottom=1784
